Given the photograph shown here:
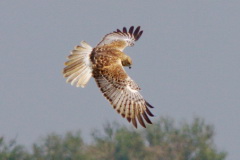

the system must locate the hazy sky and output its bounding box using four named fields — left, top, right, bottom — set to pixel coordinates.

left=1, top=1, right=239, bottom=159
